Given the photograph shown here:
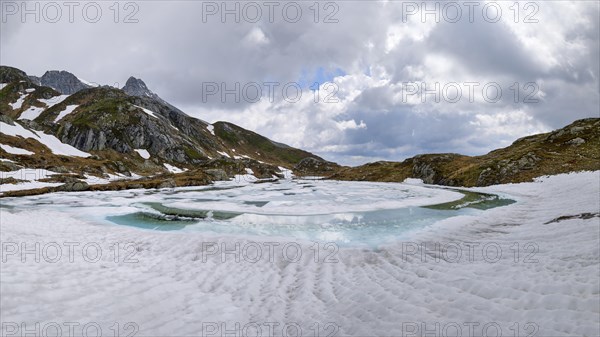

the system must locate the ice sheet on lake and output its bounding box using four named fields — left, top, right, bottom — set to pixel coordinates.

left=0, top=172, right=598, bottom=336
